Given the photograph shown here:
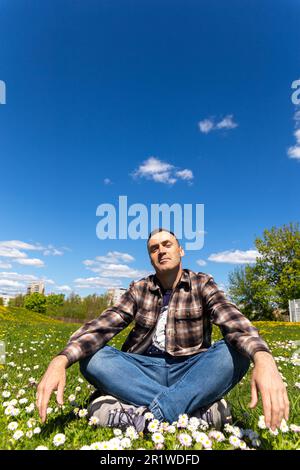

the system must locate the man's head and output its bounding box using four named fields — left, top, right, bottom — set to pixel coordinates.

left=147, top=228, right=184, bottom=274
